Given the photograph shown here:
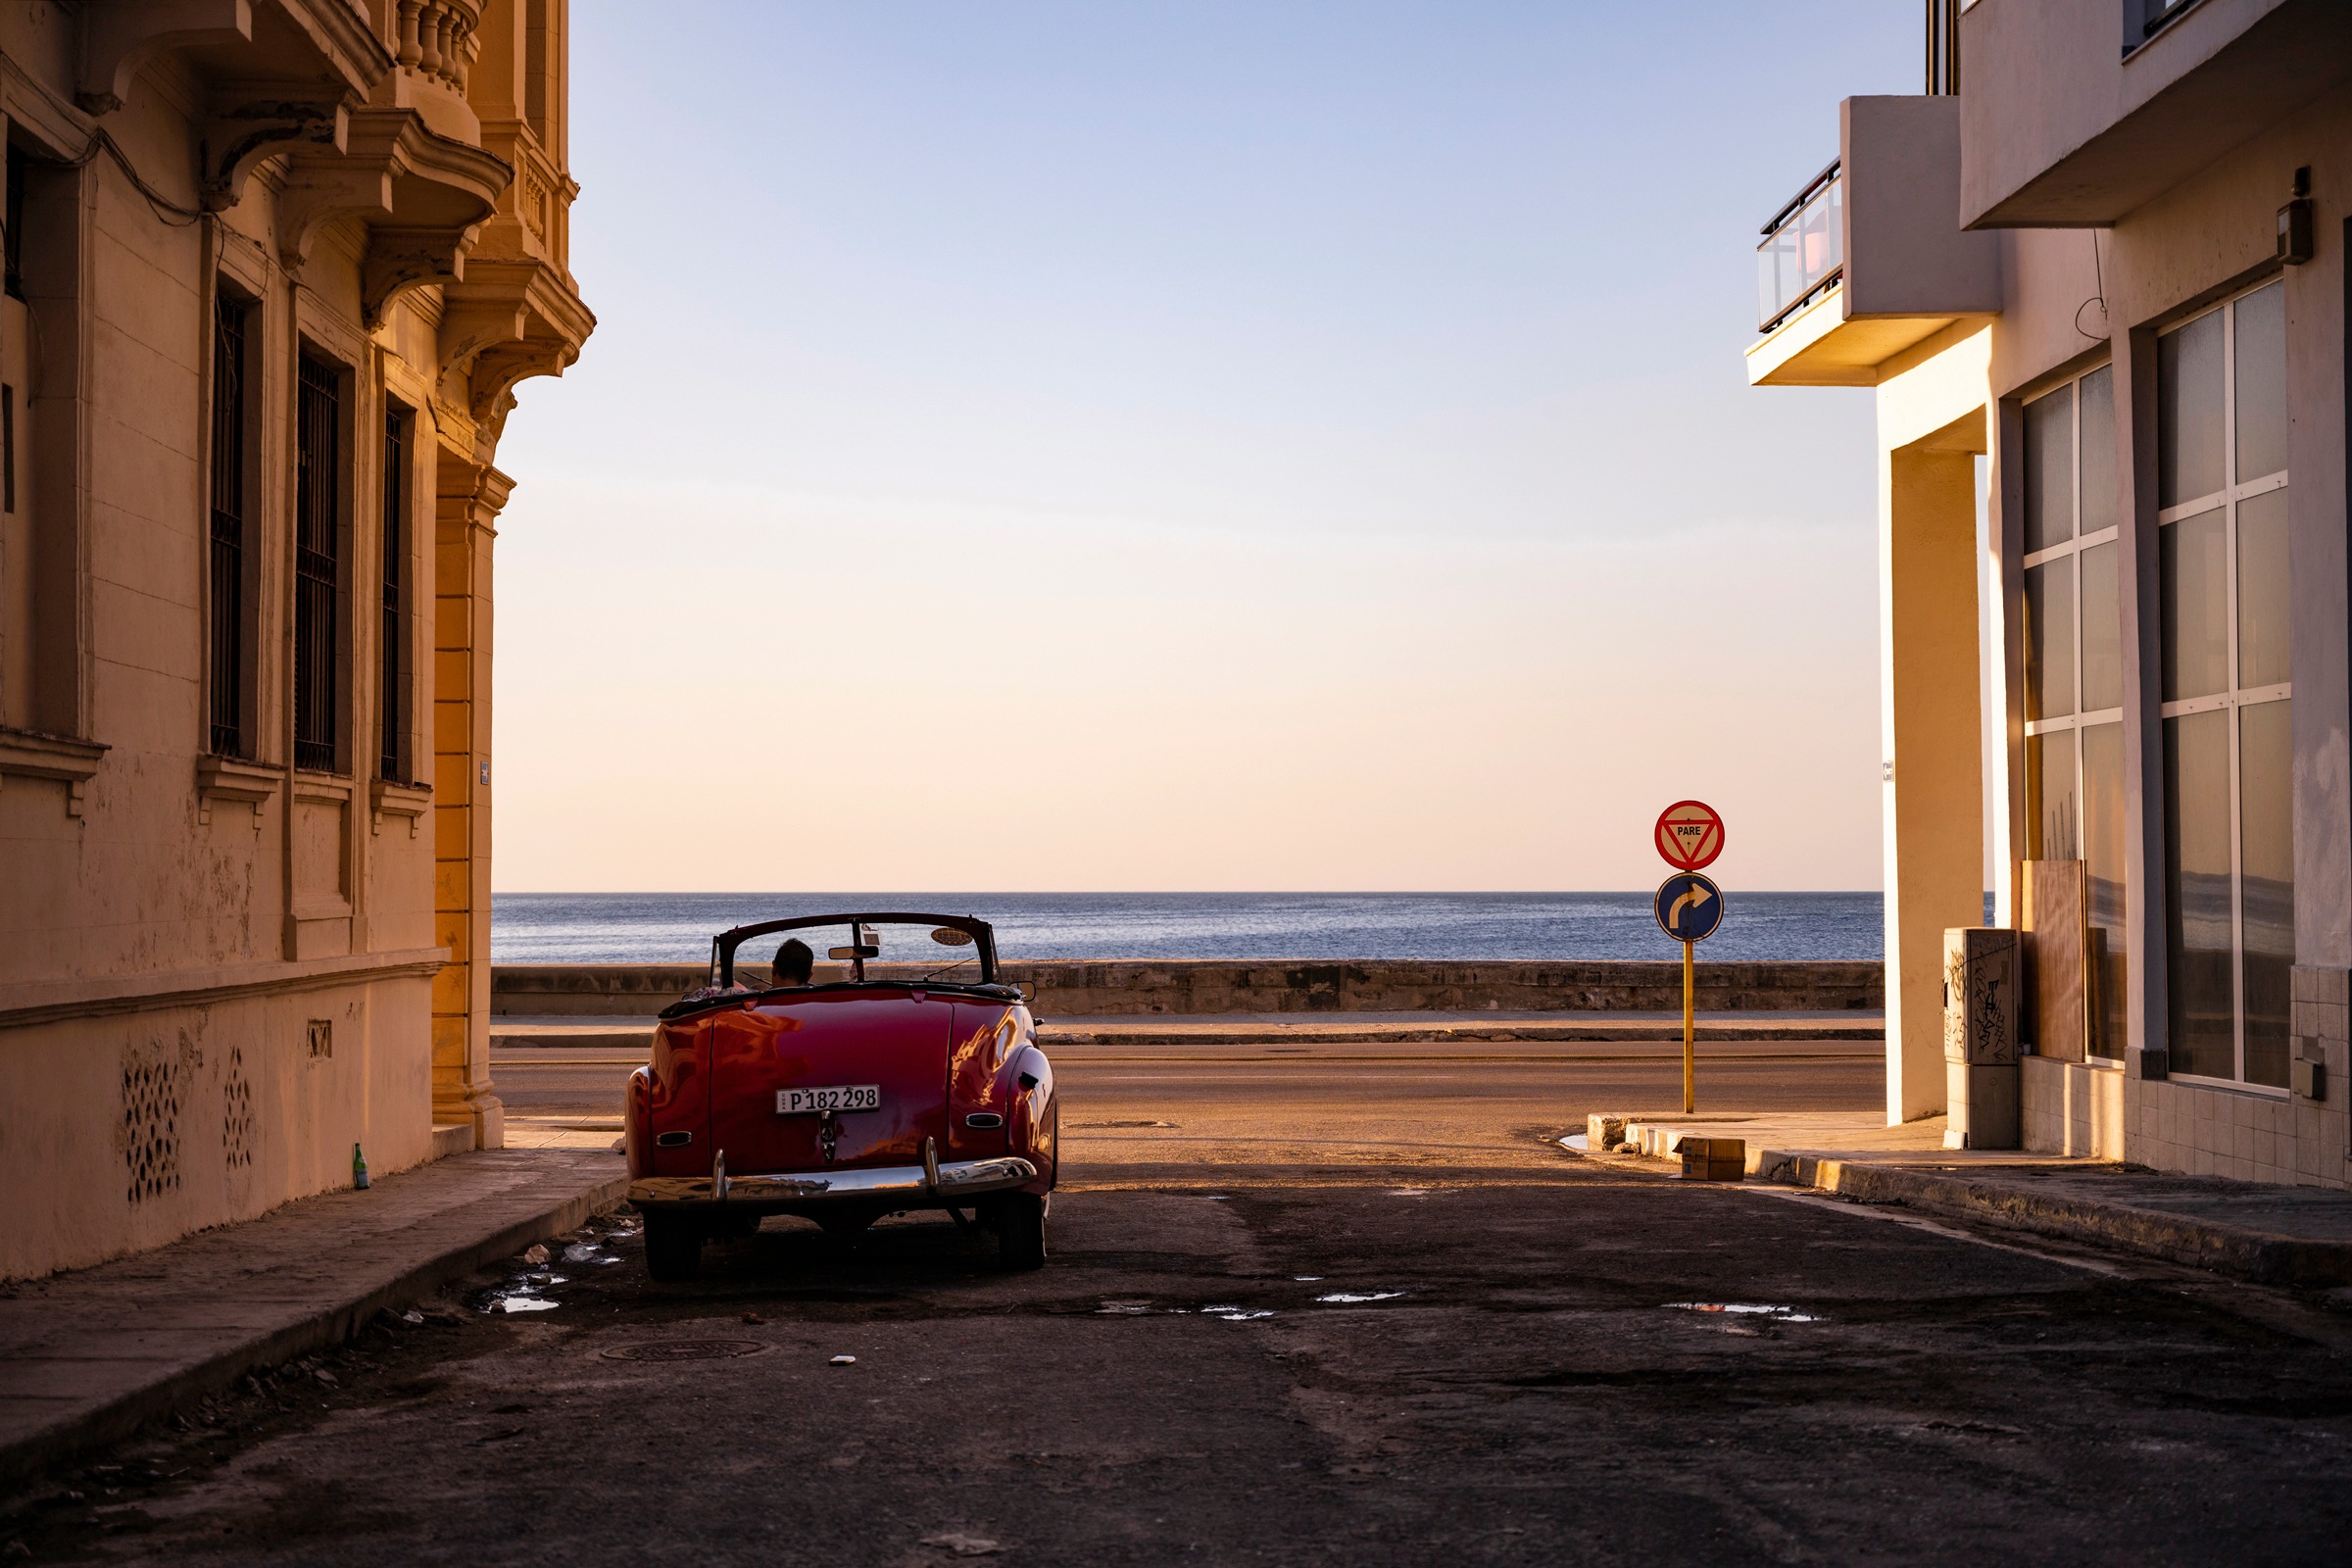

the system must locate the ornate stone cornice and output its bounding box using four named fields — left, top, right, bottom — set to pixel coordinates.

left=275, top=105, right=510, bottom=320
left=438, top=255, right=595, bottom=431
